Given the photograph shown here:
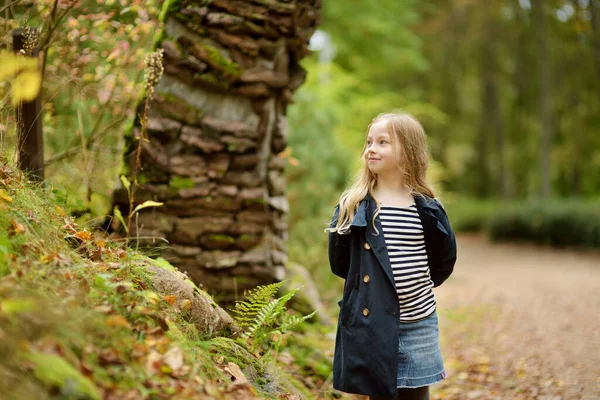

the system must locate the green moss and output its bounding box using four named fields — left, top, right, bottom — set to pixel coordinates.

left=201, top=44, right=242, bottom=79
left=26, top=352, right=101, bottom=399
left=169, top=176, right=195, bottom=190
left=205, top=234, right=236, bottom=244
